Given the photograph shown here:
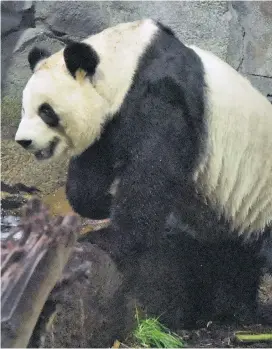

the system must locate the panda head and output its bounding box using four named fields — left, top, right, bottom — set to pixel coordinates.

left=14, top=41, right=109, bottom=161
left=15, top=20, right=158, bottom=162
